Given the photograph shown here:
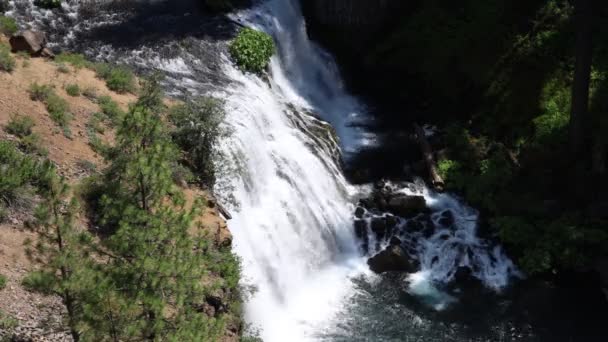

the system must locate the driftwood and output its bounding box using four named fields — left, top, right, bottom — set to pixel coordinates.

left=216, top=202, right=232, bottom=220
left=414, top=124, right=445, bottom=192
